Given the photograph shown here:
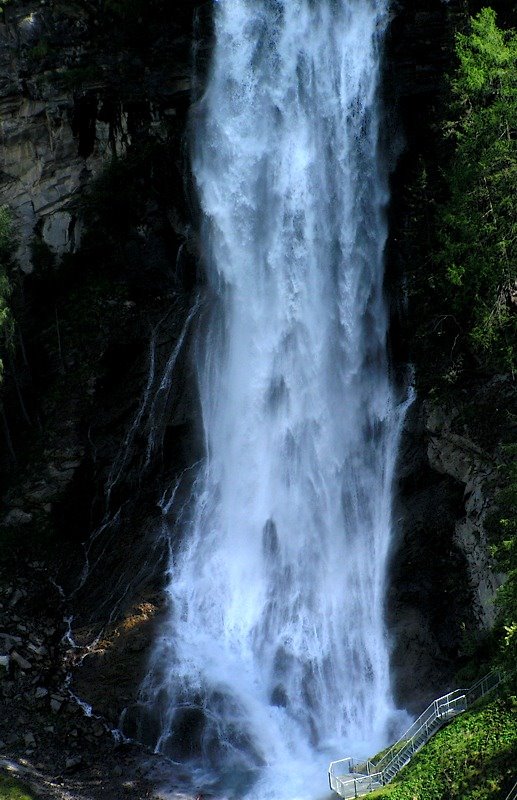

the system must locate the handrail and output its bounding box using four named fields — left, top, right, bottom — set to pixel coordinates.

left=371, top=688, right=466, bottom=775
left=329, top=672, right=500, bottom=799
left=328, top=758, right=354, bottom=788
left=465, top=671, right=500, bottom=705
left=505, top=780, right=517, bottom=800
